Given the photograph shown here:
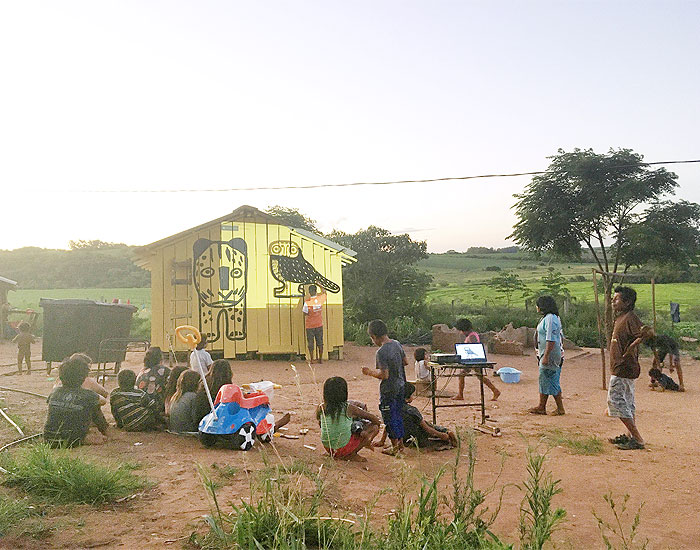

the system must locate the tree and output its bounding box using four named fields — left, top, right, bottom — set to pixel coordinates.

left=68, top=240, right=126, bottom=250
left=510, top=148, right=678, bottom=339
left=327, top=226, right=431, bottom=323
left=620, top=200, right=700, bottom=271
left=488, top=271, right=527, bottom=307
left=539, top=268, right=571, bottom=303
left=265, top=206, right=320, bottom=233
